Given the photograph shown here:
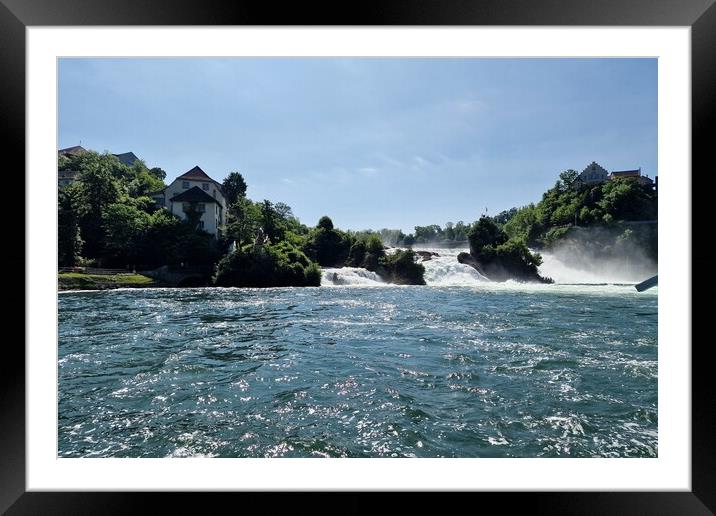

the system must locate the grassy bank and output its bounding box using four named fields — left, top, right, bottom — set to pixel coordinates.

left=58, top=272, right=159, bottom=291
